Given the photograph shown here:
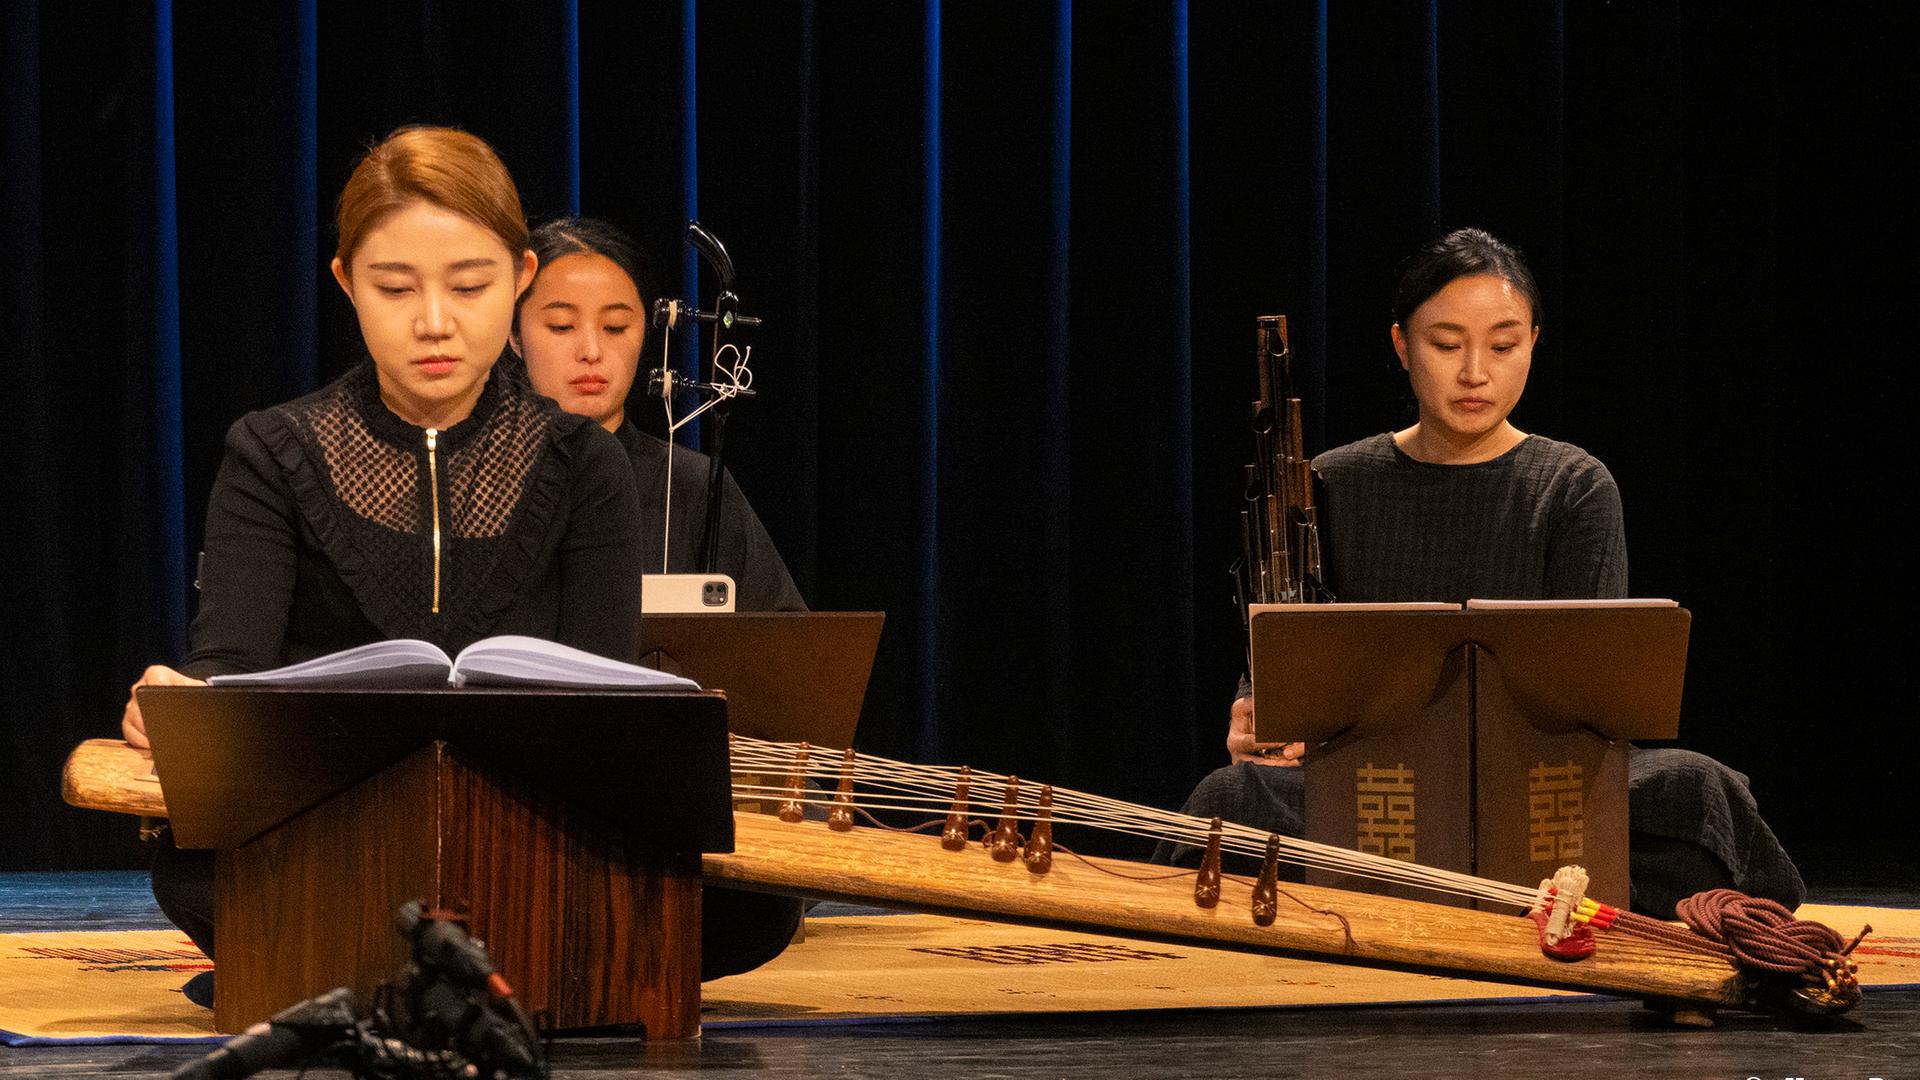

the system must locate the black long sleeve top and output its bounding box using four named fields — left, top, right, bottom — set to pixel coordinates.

left=614, top=422, right=806, bottom=612
left=182, top=359, right=643, bottom=677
